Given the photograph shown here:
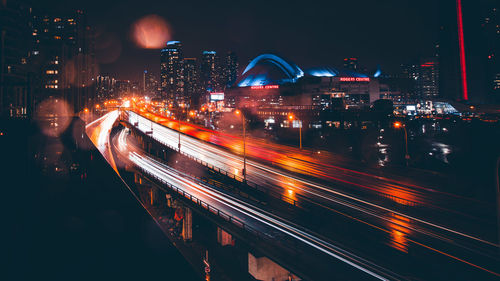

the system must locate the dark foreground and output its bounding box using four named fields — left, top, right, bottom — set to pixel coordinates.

left=3, top=117, right=198, bottom=281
